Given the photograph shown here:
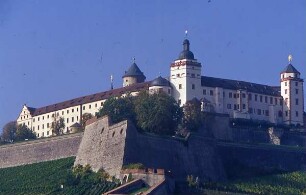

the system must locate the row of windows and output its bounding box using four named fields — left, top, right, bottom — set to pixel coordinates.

left=284, top=88, right=299, bottom=95
left=284, top=81, right=299, bottom=87
left=83, top=102, right=104, bottom=110
left=33, top=116, right=79, bottom=131
left=284, top=111, right=300, bottom=117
